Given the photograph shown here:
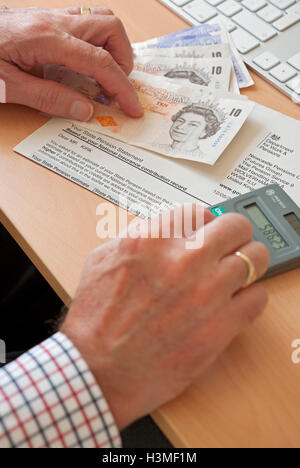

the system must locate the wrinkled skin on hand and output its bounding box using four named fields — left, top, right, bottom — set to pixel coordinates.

left=0, top=6, right=143, bottom=120
left=62, top=206, right=270, bottom=430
